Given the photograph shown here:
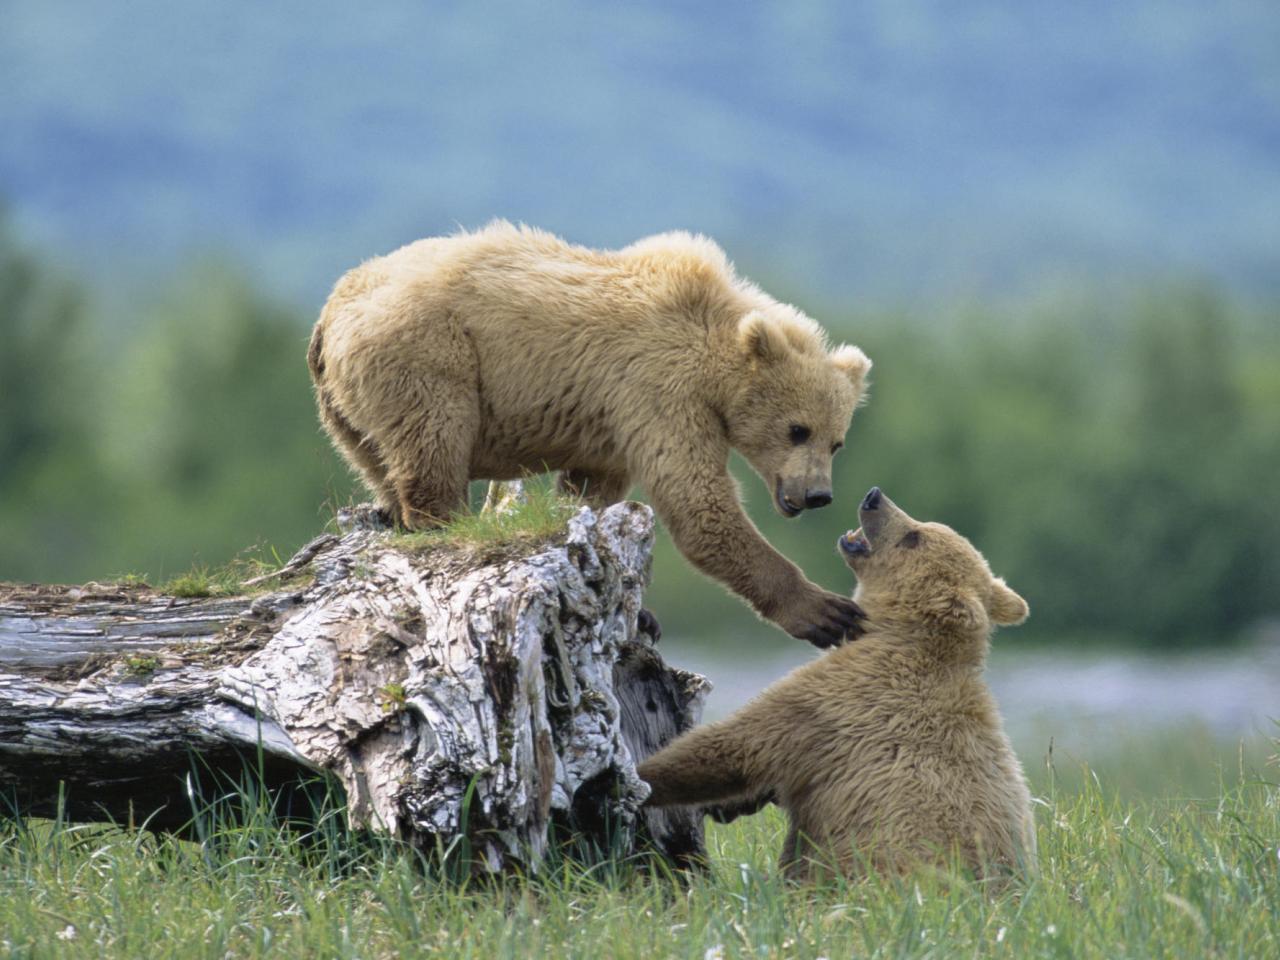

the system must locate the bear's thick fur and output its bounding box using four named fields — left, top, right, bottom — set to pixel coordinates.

left=308, top=222, right=872, bottom=646
left=637, top=488, right=1035, bottom=881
